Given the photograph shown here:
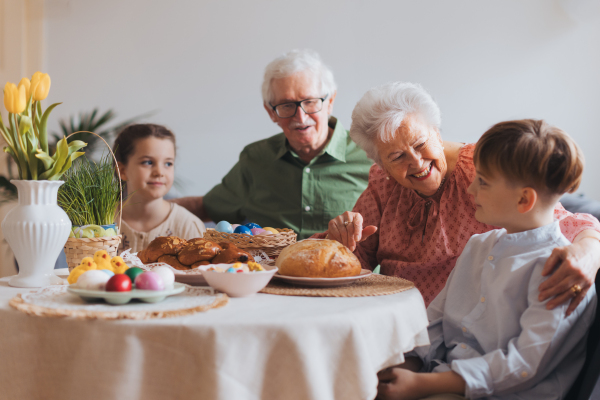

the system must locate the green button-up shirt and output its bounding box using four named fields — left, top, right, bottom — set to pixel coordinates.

left=203, top=117, right=373, bottom=239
